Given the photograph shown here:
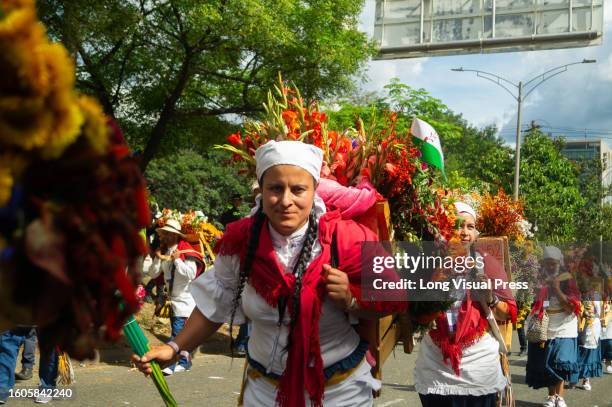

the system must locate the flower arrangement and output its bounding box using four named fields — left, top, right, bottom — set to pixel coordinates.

left=461, top=190, right=532, bottom=241
left=217, top=77, right=457, bottom=242
left=157, top=208, right=222, bottom=246
left=0, top=0, right=149, bottom=359
left=515, top=303, right=531, bottom=329
left=510, top=241, right=541, bottom=306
